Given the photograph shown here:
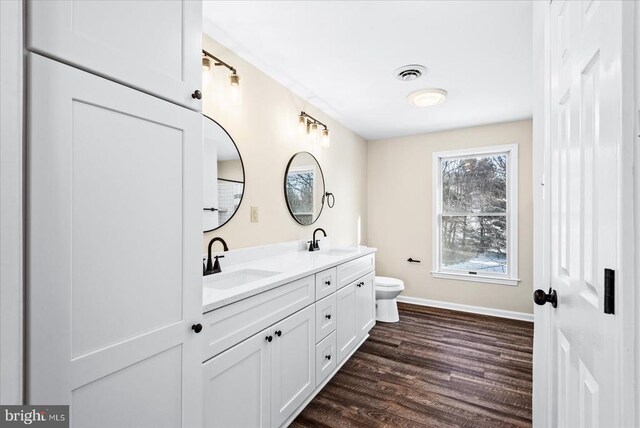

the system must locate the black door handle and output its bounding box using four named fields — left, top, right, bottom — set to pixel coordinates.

left=191, top=323, right=203, bottom=333
left=533, top=288, right=557, bottom=308
left=325, top=280, right=331, bottom=285
left=407, top=258, right=421, bottom=263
